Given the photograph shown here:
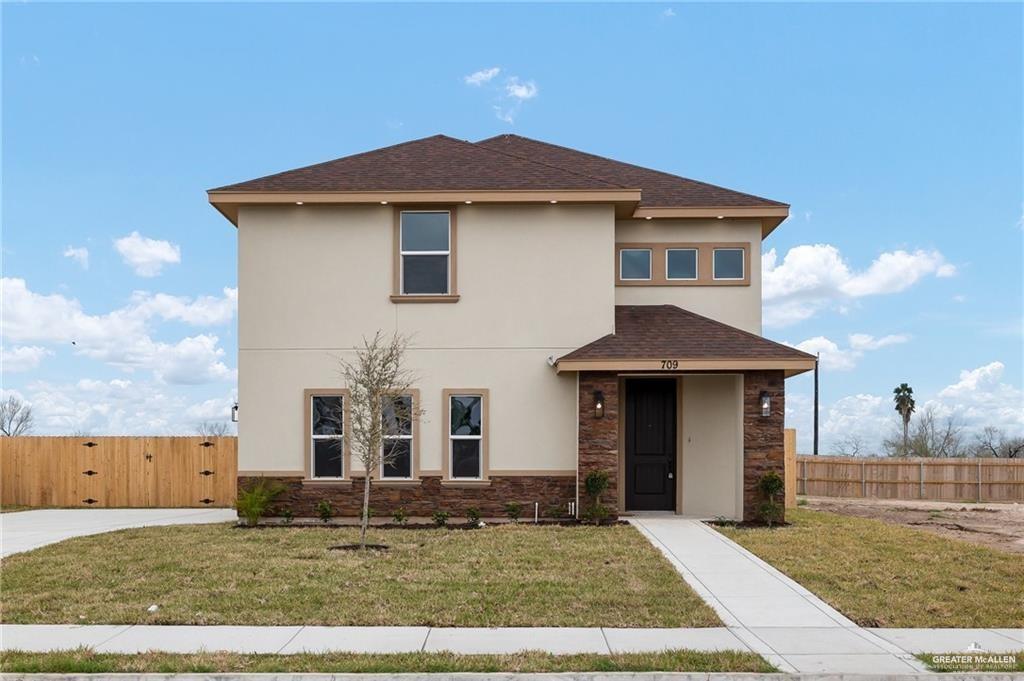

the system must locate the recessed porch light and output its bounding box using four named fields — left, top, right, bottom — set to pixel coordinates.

left=295, top=201, right=303, bottom=205
left=550, top=200, right=558, bottom=204
left=465, top=200, right=472, bottom=204
left=381, top=201, right=389, bottom=205
left=645, top=216, right=652, bottom=220
left=717, top=215, right=724, bottom=219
